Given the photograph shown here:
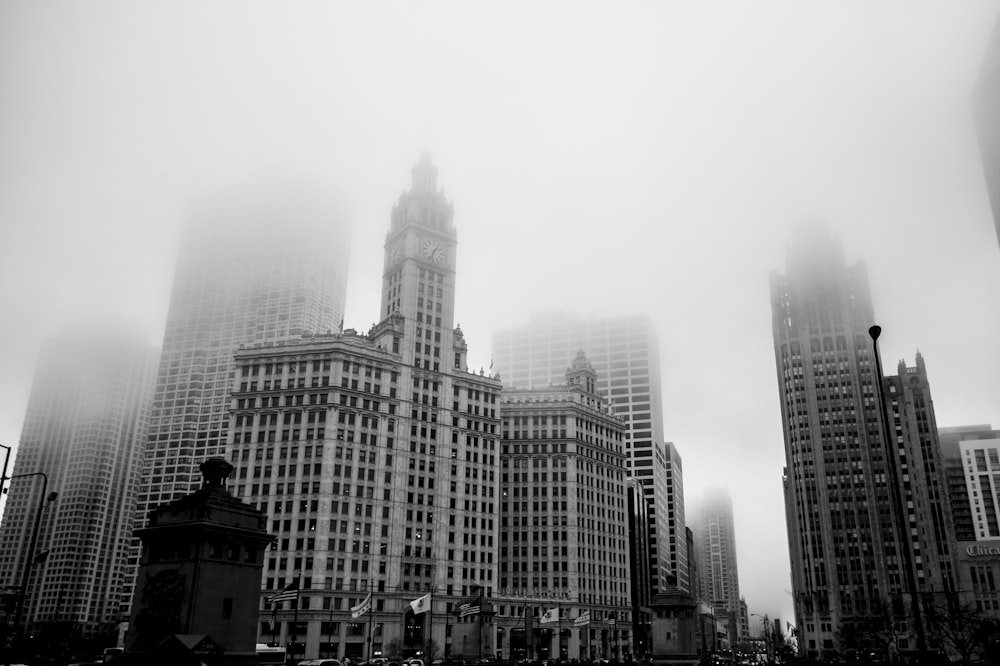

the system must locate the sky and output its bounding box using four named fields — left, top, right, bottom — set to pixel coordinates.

left=2, top=0, right=1000, bottom=628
